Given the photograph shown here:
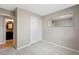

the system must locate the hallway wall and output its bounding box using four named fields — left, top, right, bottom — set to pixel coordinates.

left=0, top=16, right=5, bottom=44
left=0, top=8, right=13, bottom=17
left=0, top=8, right=13, bottom=44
